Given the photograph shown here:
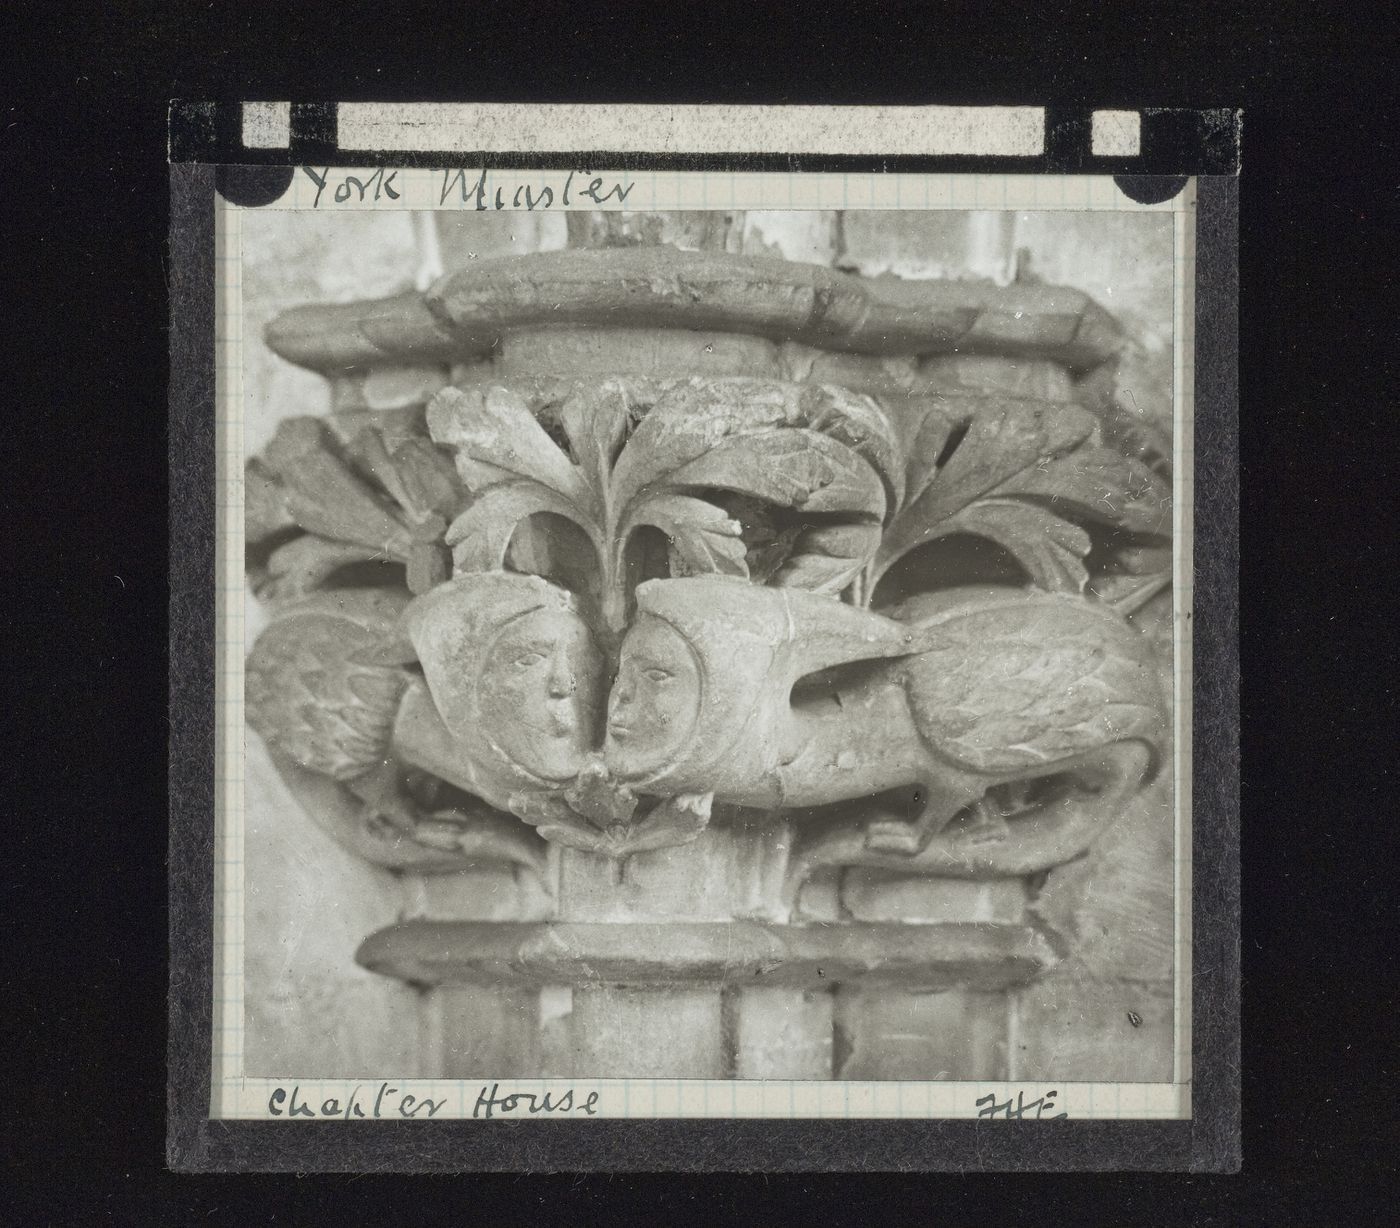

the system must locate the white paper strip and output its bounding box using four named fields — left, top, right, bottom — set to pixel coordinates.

left=1092, top=109, right=1142, bottom=157
left=242, top=101, right=291, bottom=149
left=337, top=103, right=1045, bottom=157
